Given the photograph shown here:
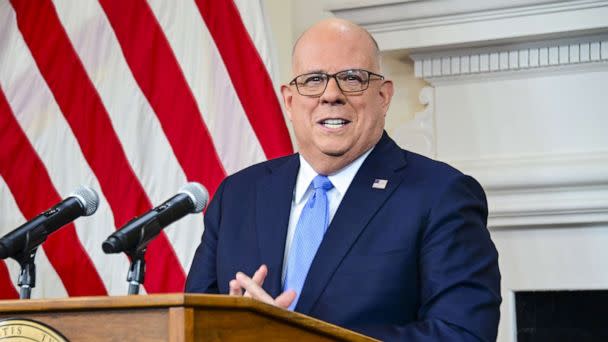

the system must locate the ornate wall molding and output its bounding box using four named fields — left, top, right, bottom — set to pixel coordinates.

left=391, top=86, right=436, bottom=158
left=330, top=0, right=608, bottom=51
left=410, top=34, right=608, bottom=83
left=448, top=152, right=608, bottom=228
left=330, top=0, right=606, bottom=27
